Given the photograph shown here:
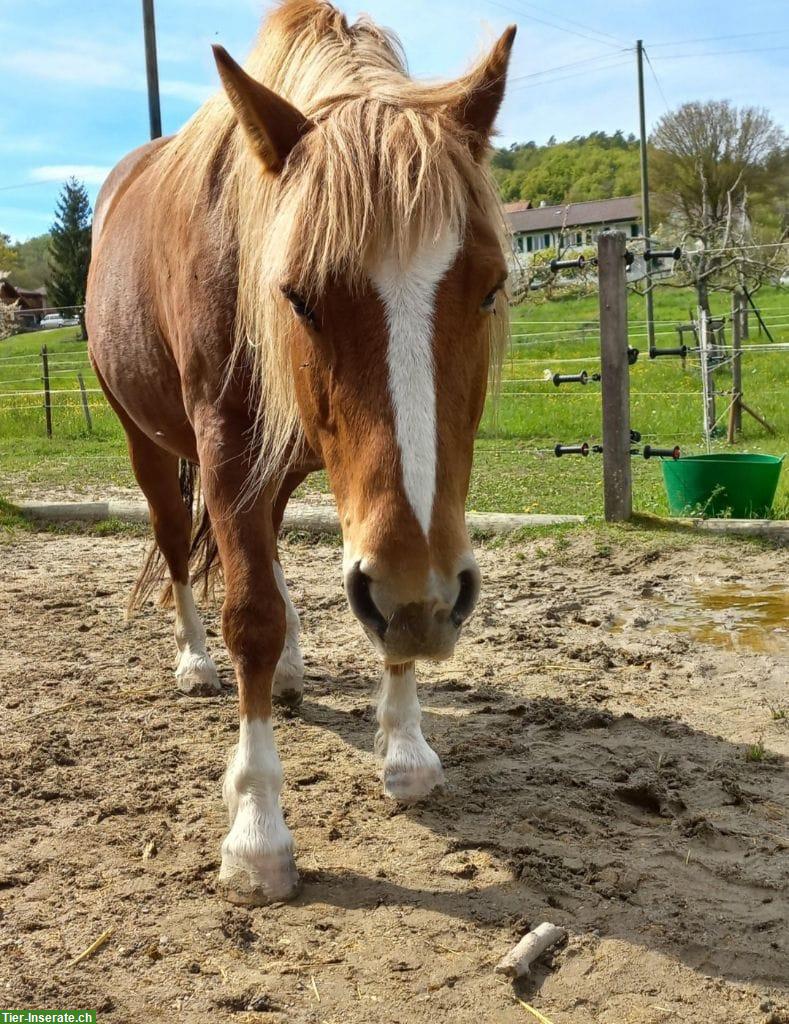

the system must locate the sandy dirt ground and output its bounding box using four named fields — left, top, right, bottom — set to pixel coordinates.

left=1, top=527, right=787, bottom=1024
